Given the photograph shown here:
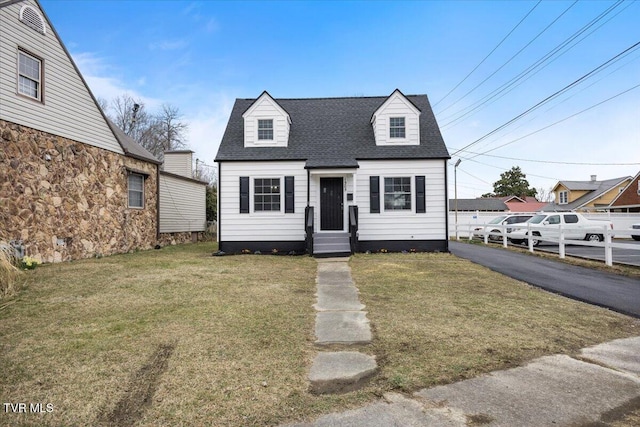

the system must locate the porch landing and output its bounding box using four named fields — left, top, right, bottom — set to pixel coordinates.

left=313, top=232, right=351, bottom=257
